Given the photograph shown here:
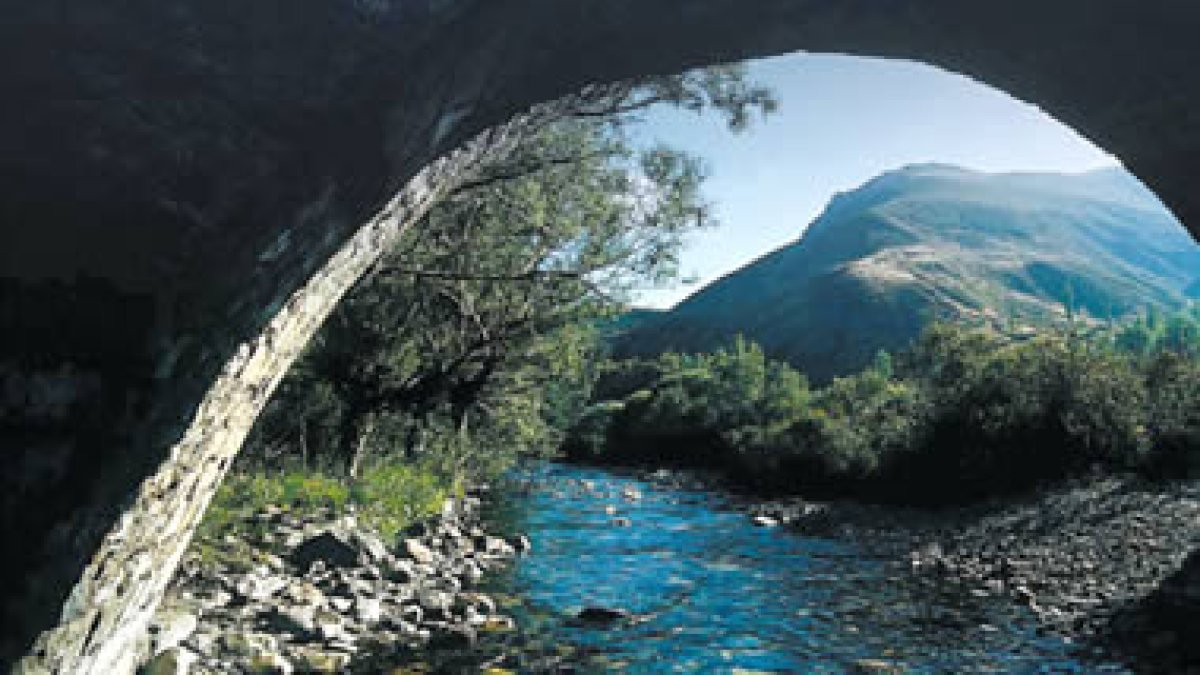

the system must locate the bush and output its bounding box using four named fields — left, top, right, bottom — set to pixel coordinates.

left=566, top=322, right=1186, bottom=506
left=351, top=462, right=454, bottom=540
left=1142, top=353, right=1200, bottom=479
